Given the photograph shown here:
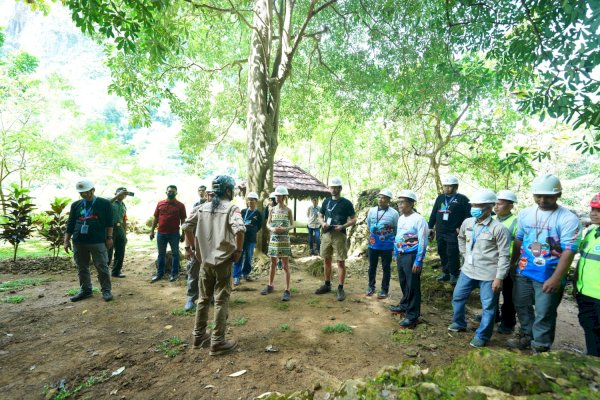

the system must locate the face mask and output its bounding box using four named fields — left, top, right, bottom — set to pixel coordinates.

left=167, top=192, right=176, bottom=199
left=470, top=208, right=483, bottom=218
